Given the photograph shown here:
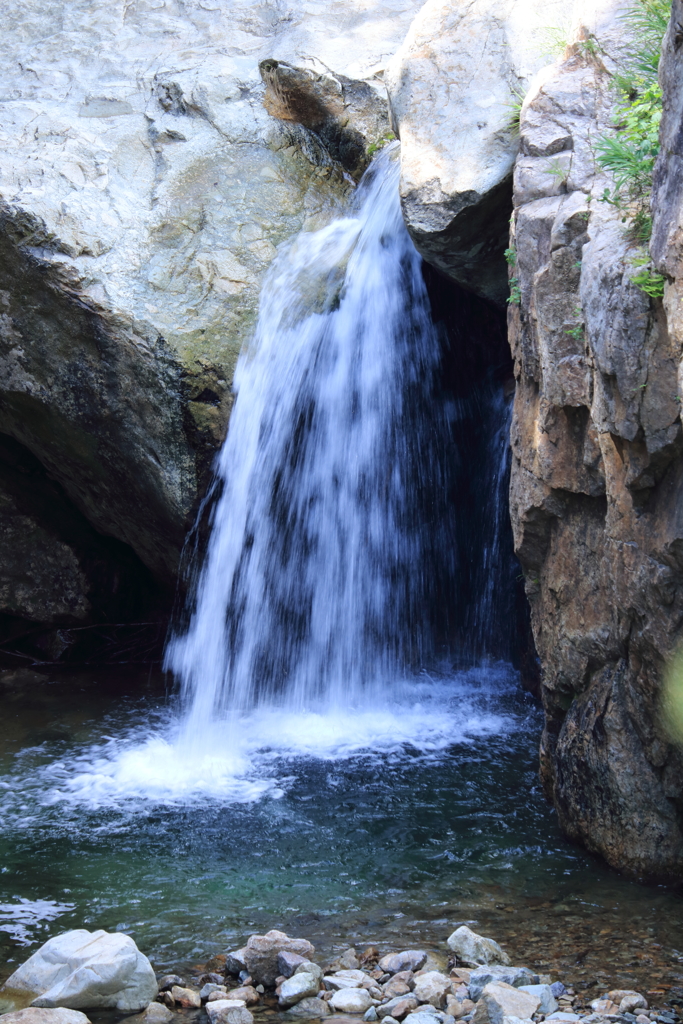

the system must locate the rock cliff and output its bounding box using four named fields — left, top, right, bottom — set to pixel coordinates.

left=0, top=0, right=420, bottom=645
left=508, top=0, right=683, bottom=876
